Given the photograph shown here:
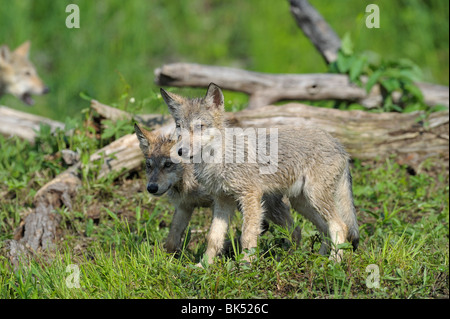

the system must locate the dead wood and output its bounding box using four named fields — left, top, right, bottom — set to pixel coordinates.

left=154, top=63, right=449, bottom=110
left=90, top=99, right=172, bottom=128
left=0, top=105, right=65, bottom=143
left=288, top=0, right=341, bottom=64
left=7, top=166, right=82, bottom=268
left=229, top=103, right=449, bottom=170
